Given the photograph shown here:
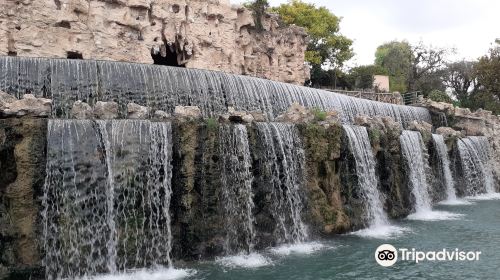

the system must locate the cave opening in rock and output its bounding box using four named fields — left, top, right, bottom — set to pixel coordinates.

left=151, top=46, right=184, bottom=67
left=67, top=51, right=83, bottom=59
